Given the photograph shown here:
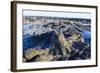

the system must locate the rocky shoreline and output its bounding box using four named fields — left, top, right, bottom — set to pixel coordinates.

left=23, top=16, right=91, bottom=62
